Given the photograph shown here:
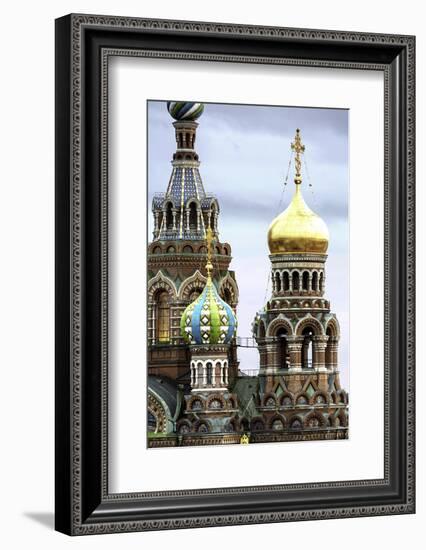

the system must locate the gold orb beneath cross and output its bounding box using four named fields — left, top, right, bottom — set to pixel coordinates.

left=268, top=184, right=329, bottom=255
